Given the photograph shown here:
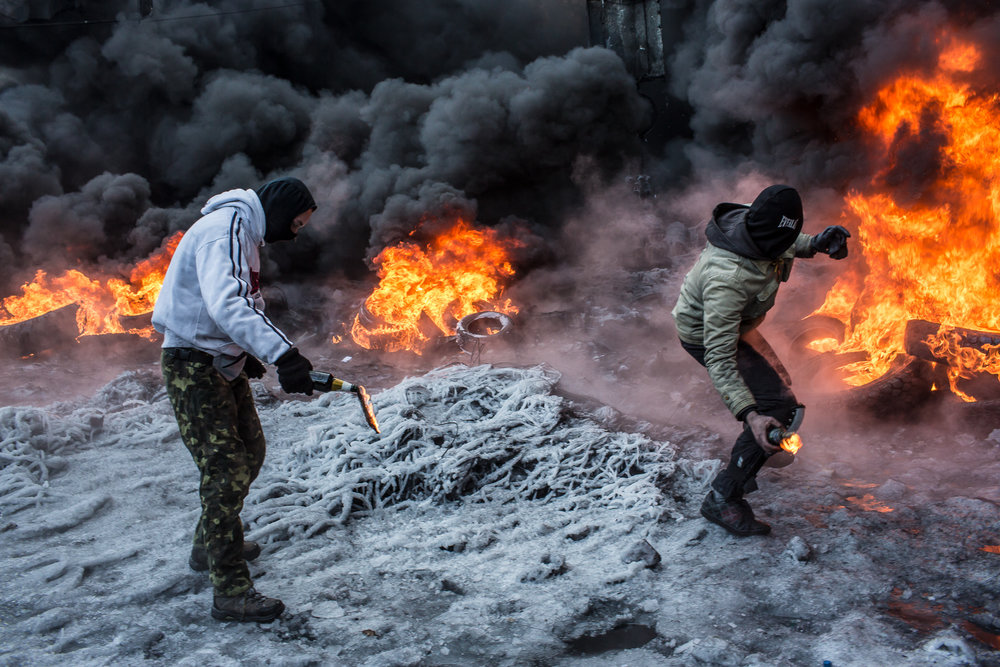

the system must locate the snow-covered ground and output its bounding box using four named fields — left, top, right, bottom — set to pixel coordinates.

left=4, top=277, right=1000, bottom=666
